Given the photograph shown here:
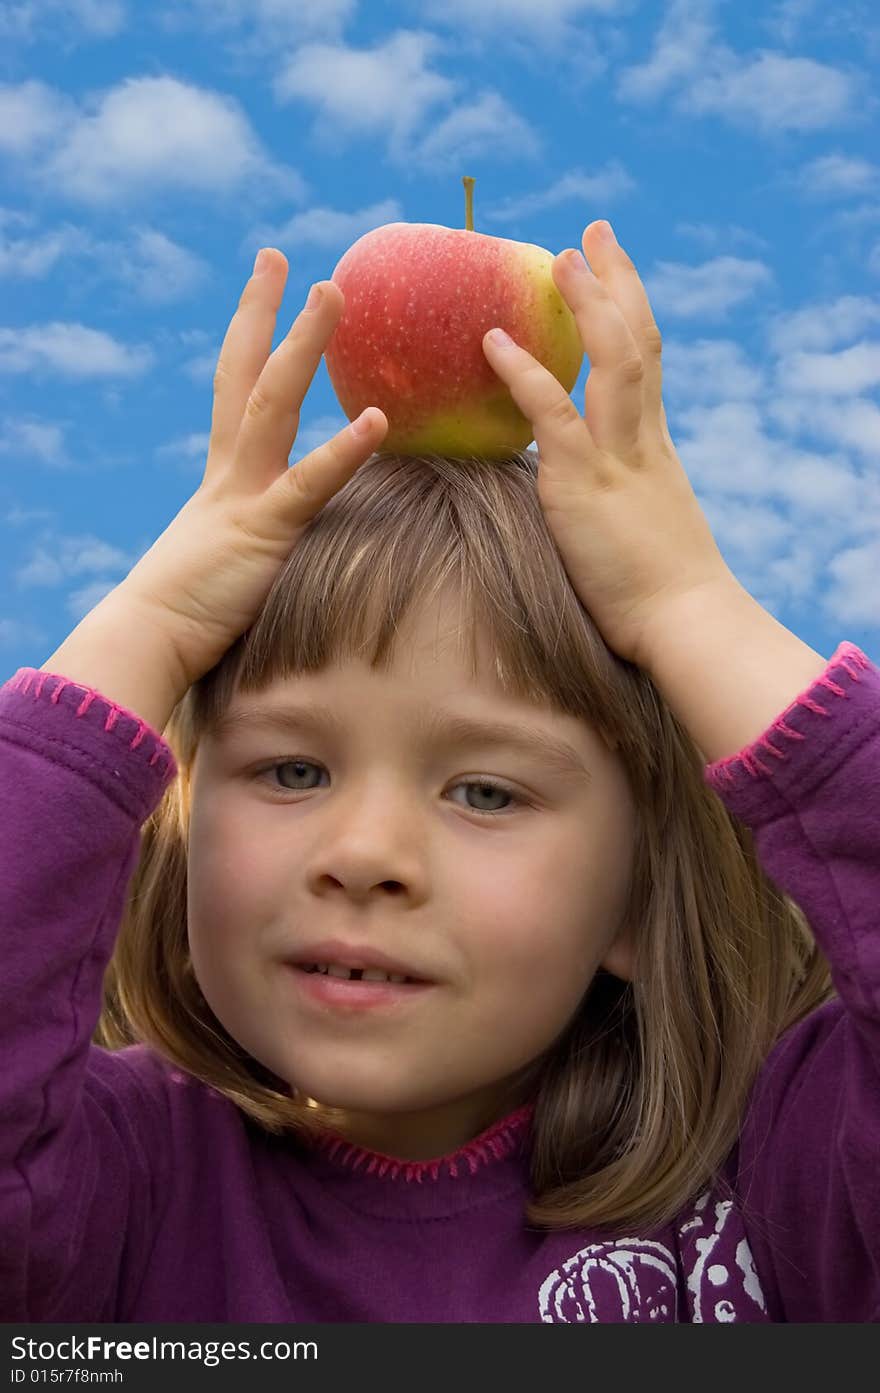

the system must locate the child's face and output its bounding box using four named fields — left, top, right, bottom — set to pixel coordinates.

left=186, top=590, right=637, bottom=1160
